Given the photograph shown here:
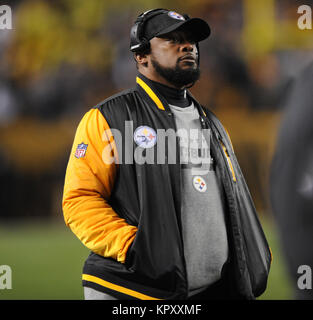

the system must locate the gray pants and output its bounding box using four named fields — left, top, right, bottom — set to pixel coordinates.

left=84, top=287, right=118, bottom=300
